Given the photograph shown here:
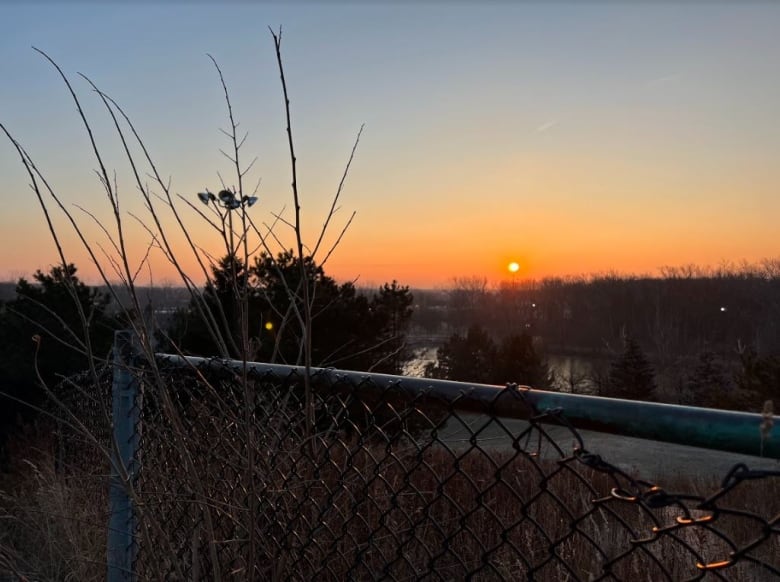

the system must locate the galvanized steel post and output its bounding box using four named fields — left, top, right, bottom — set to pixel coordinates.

left=108, top=330, right=140, bottom=582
